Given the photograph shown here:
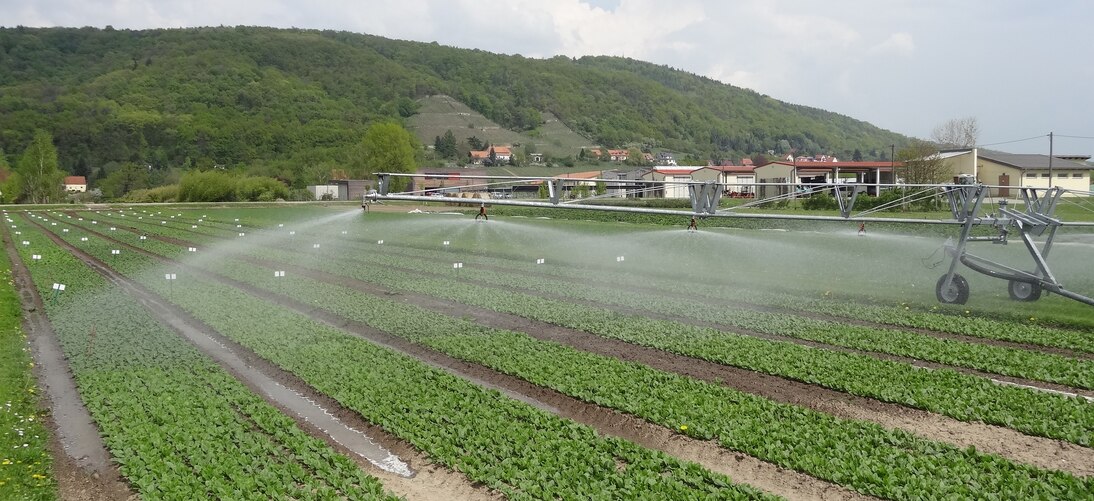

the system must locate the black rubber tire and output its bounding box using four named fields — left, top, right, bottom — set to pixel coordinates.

left=936, top=273, right=970, bottom=305
left=1008, top=279, right=1042, bottom=302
